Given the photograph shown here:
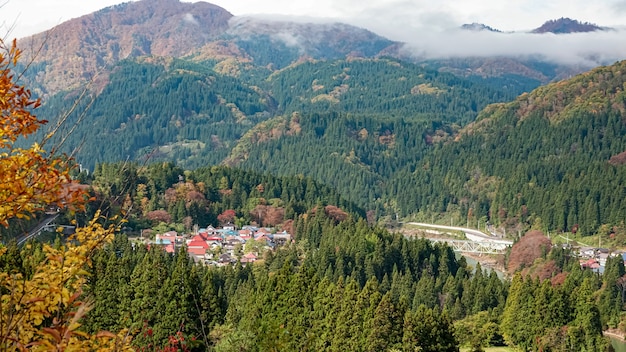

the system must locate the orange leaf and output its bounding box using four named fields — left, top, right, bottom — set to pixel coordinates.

left=42, top=327, right=62, bottom=343
left=96, top=331, right=118, bottom=338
